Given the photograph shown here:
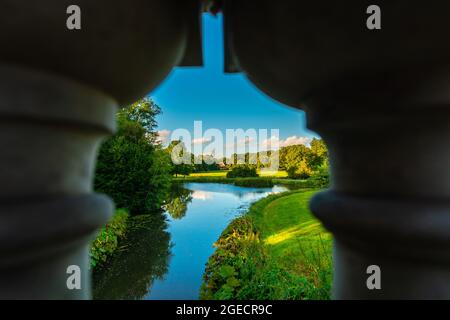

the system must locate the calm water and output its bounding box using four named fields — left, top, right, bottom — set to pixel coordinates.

left=93, top=183, right=288, bottom=300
